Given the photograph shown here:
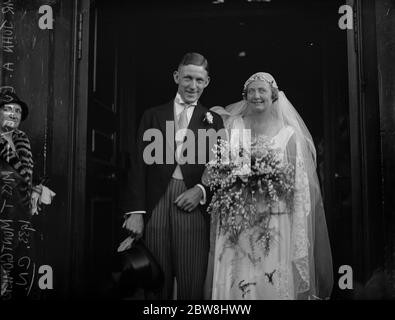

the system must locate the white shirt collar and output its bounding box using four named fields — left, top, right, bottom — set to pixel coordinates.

left=174, top=93, right=198, bottom=107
